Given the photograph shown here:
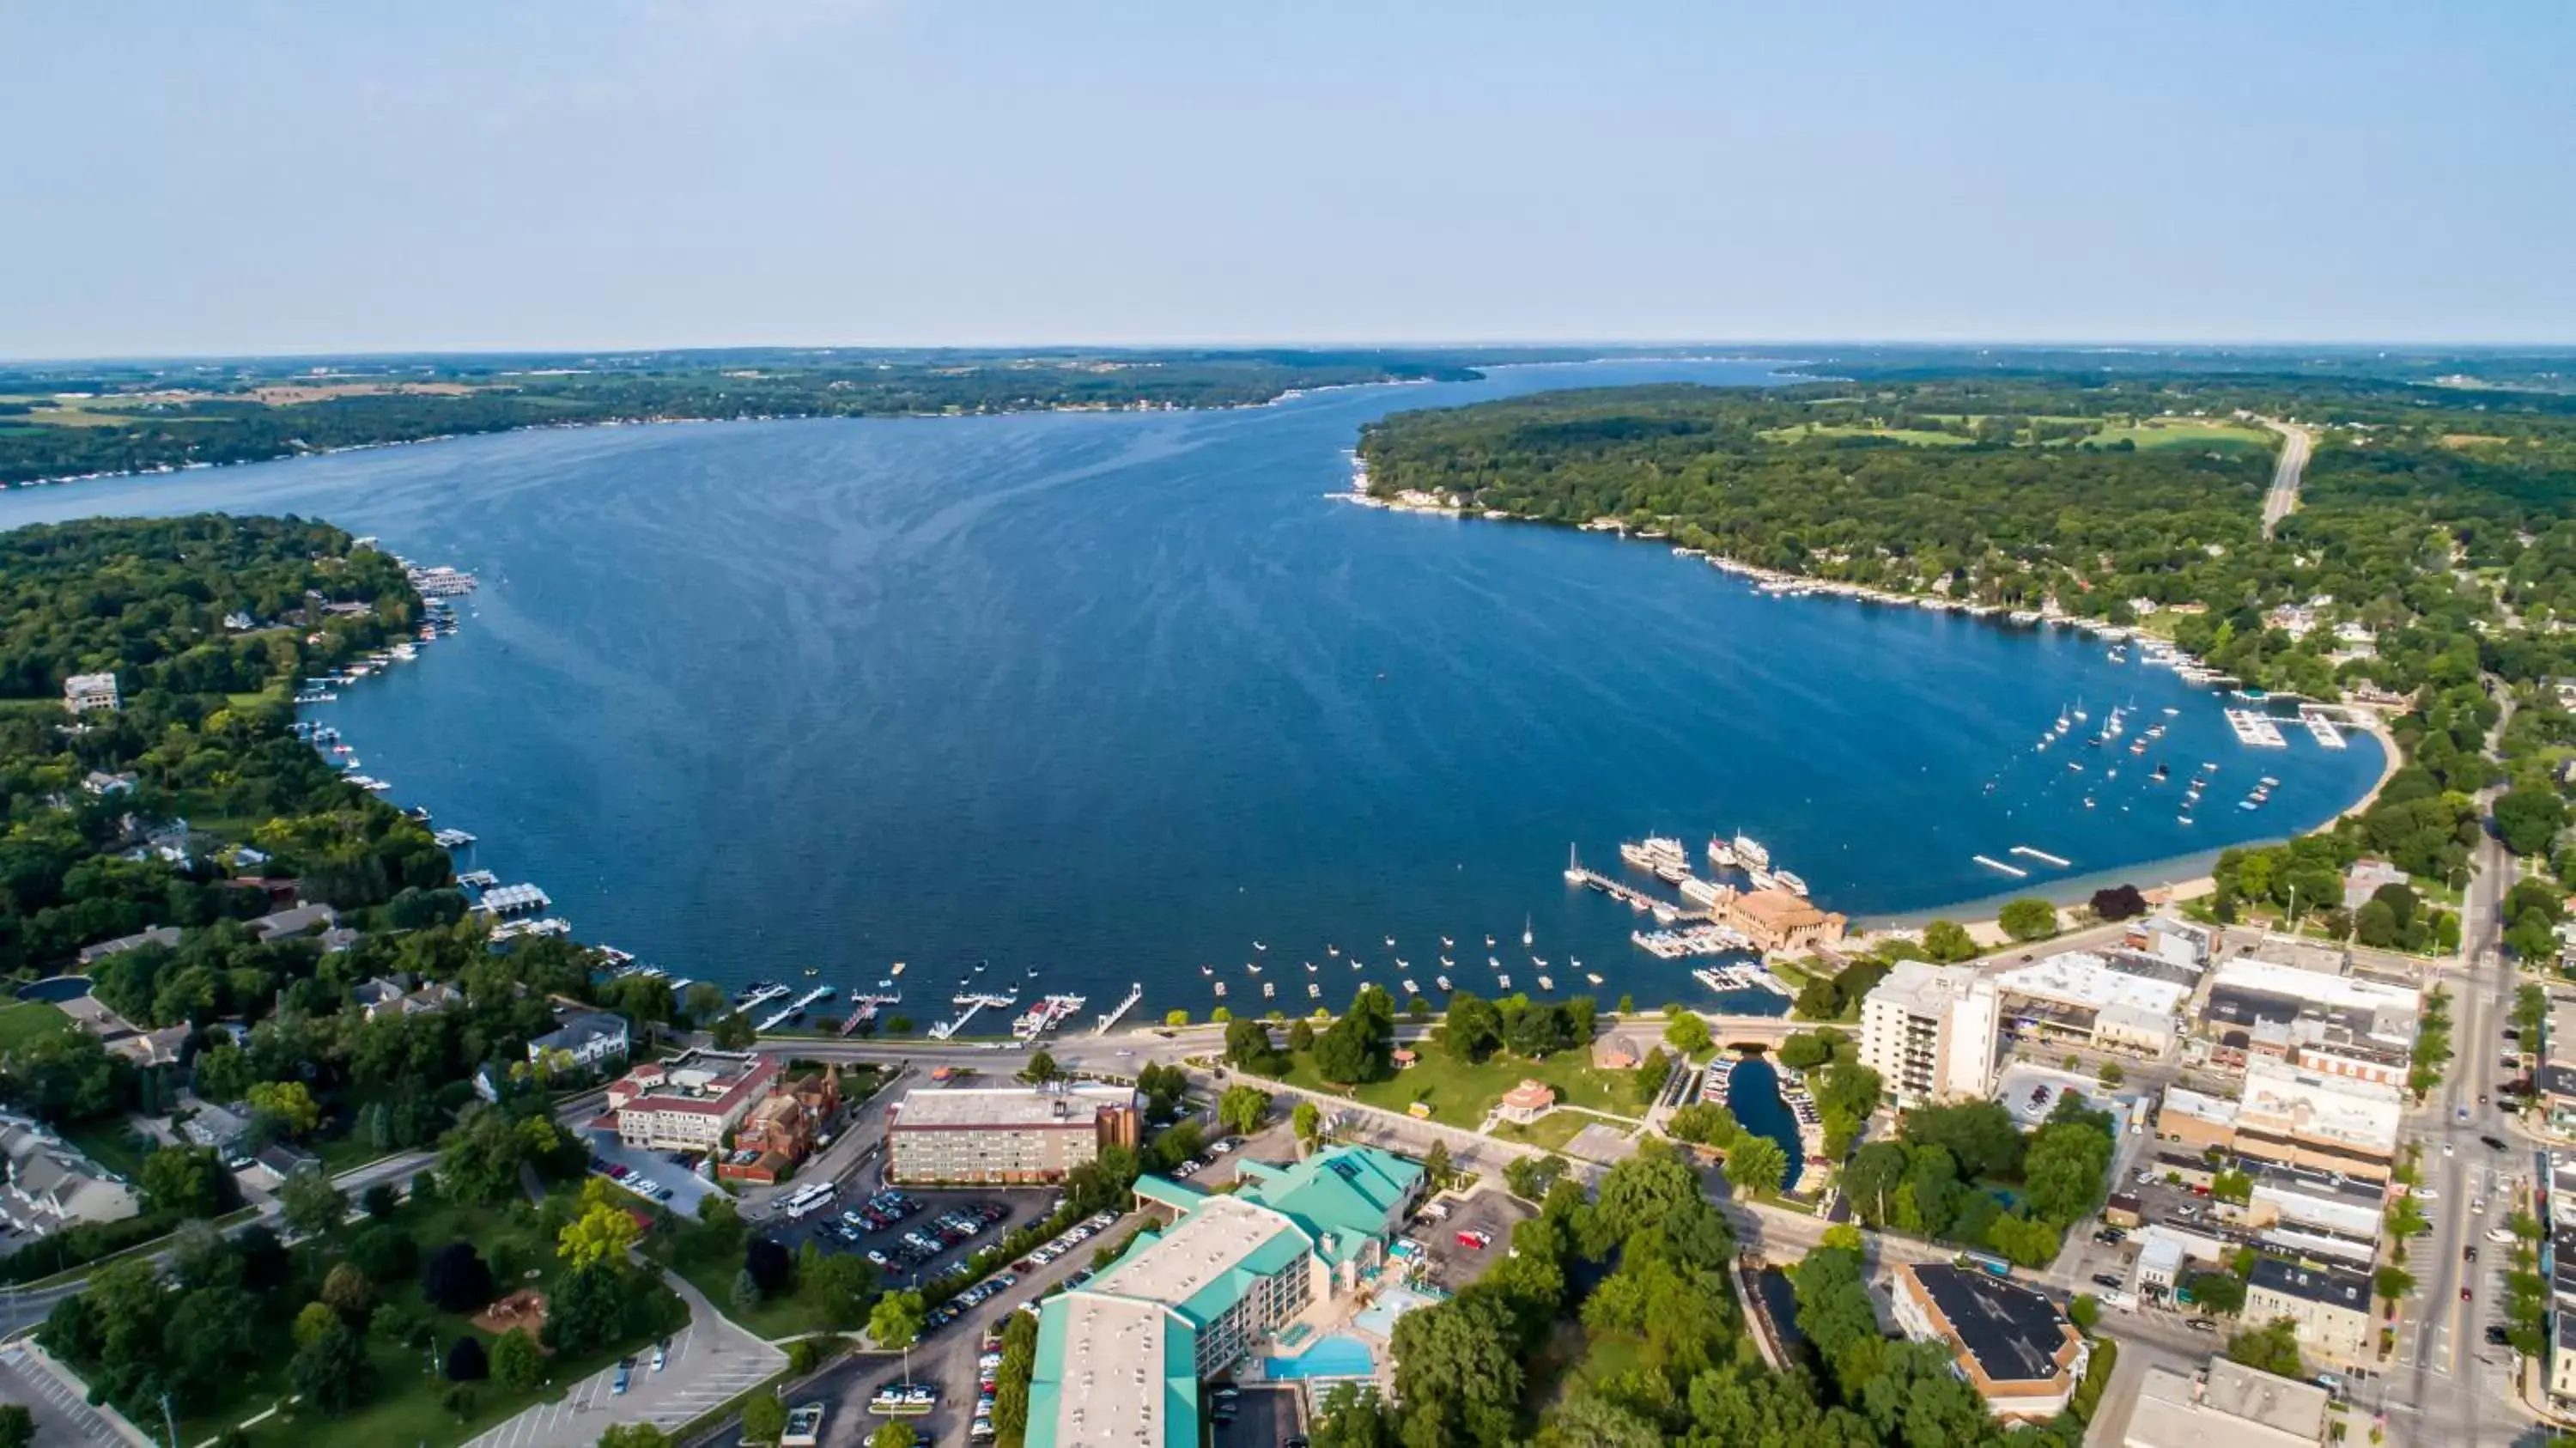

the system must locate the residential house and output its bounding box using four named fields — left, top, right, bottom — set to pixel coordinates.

left=528, top=1010, right=631, bottom=1072
left=62, top=672, right=119, bottom=714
